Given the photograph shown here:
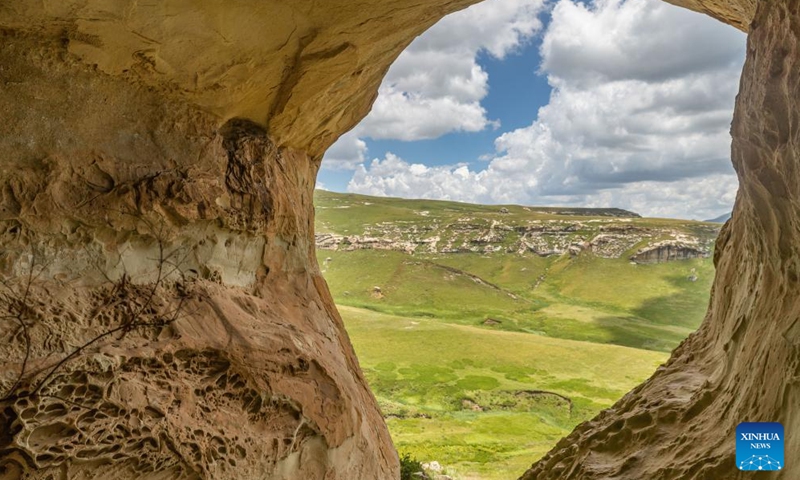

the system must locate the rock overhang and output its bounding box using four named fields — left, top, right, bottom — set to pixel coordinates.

left=1, top=0, right=754, bottom=156
left=2, top=0, right=797, bottom=479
